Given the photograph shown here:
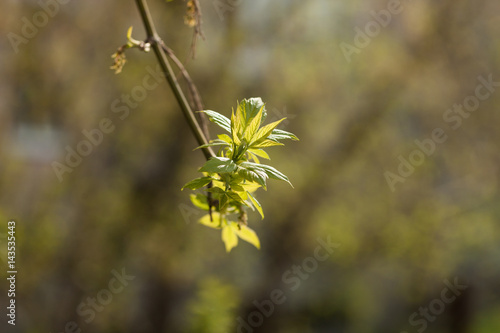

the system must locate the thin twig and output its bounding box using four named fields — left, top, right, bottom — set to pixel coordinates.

left=158, top=41, right=210, bottom=138
left=157, top=40, right=215, bottom=220
left=135, top=0, right=214, bottom=160
left=189, top=0, right=205, bottom=60
left=136, top=0, right=216, bottom=220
